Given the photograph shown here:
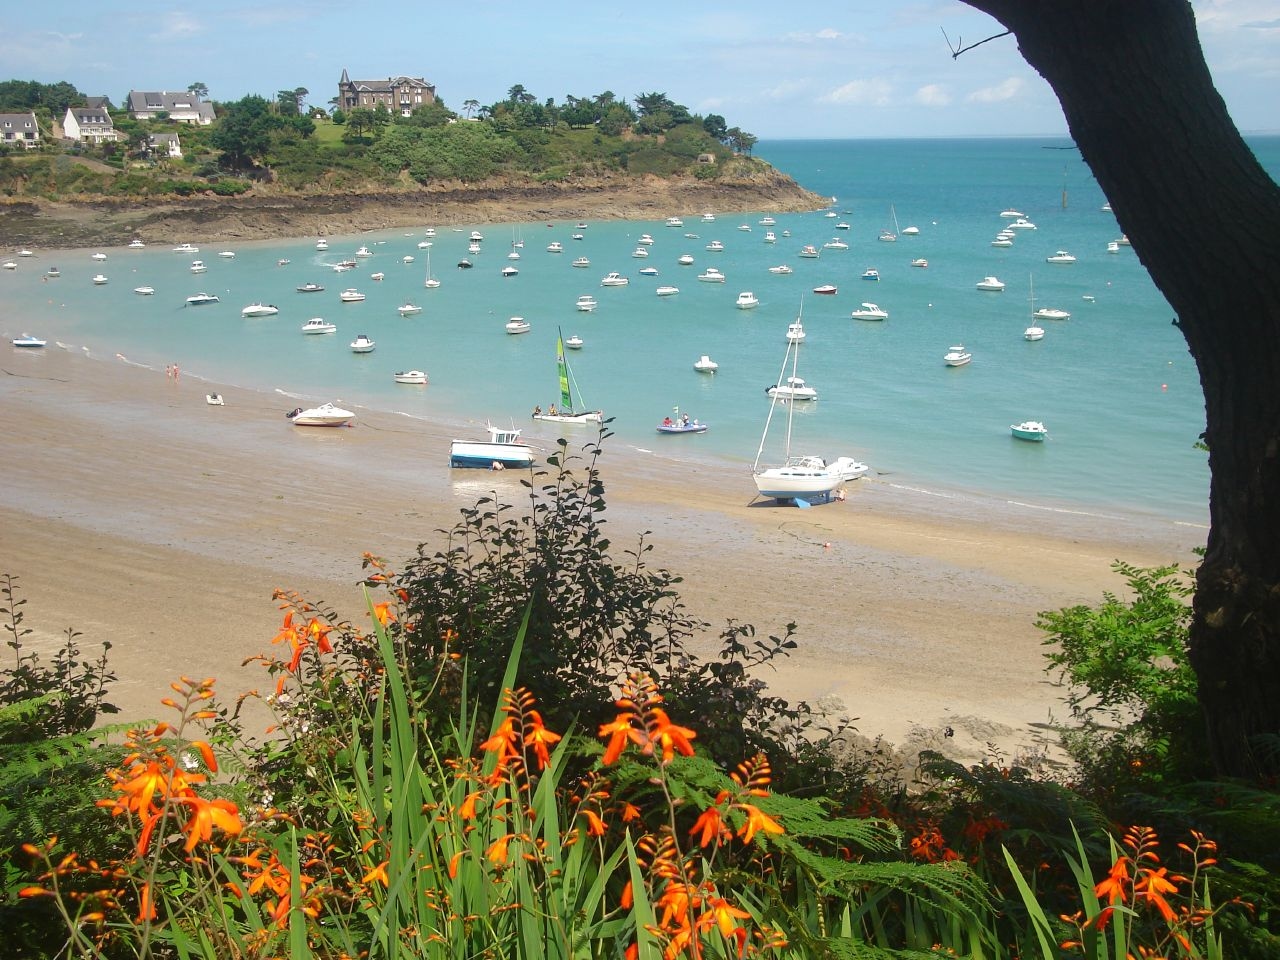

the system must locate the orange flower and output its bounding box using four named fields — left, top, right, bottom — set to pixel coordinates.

left=177, top=796, right=243, bottom=852
left=1135, top=866, right=1180, bottom=922
left=487, top=835, right=511, bottom=865
left=523, top=711, right=562, bottom=769
left=581, top=809, right=607, bottom=836
left=362, top=860, right=390, bottom=888
left=373, top=602, right=396, bottom=626
left=598, top=715, right=640, bottom=766
left=689, top=806, right=725, bottom=848
left=701, top=895, right=751, bottom=939
left=1094, top=856, right=1131, bottom=906
left=647, top=708, right=696, bottom=764
left=735, top=804, right=784, bottom=844
left=457, top=790, right=484, bottom=820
